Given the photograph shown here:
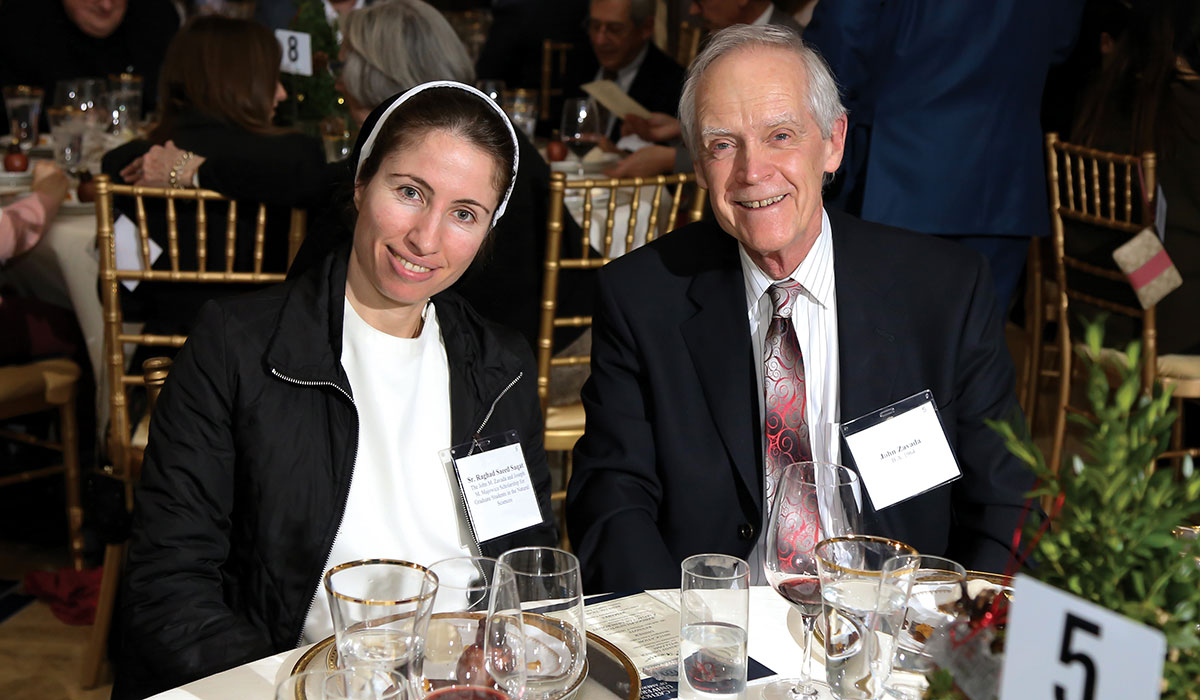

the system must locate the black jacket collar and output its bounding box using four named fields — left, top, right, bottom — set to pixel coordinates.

left=263, top=242, right=529, bottom=442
